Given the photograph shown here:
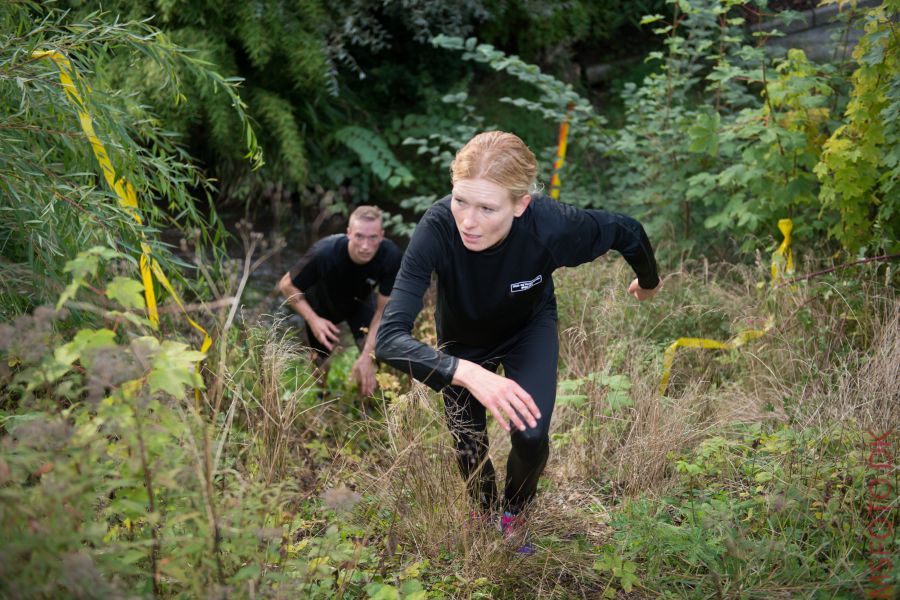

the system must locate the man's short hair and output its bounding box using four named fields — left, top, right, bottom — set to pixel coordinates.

left=349, top=205, right=383, bottom=227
